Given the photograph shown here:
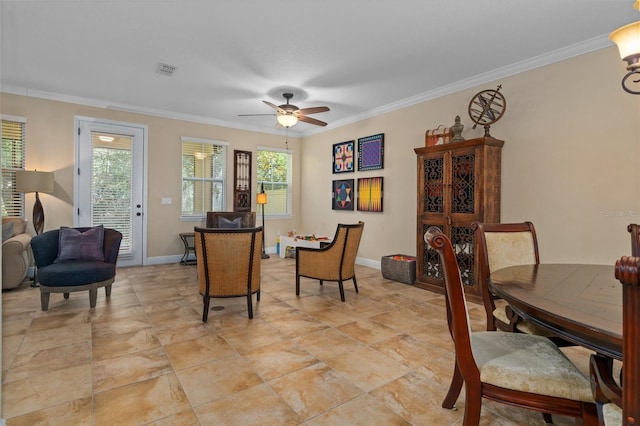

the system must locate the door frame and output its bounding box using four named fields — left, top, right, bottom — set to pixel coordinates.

left=74, top=115, right=148, bottom=266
